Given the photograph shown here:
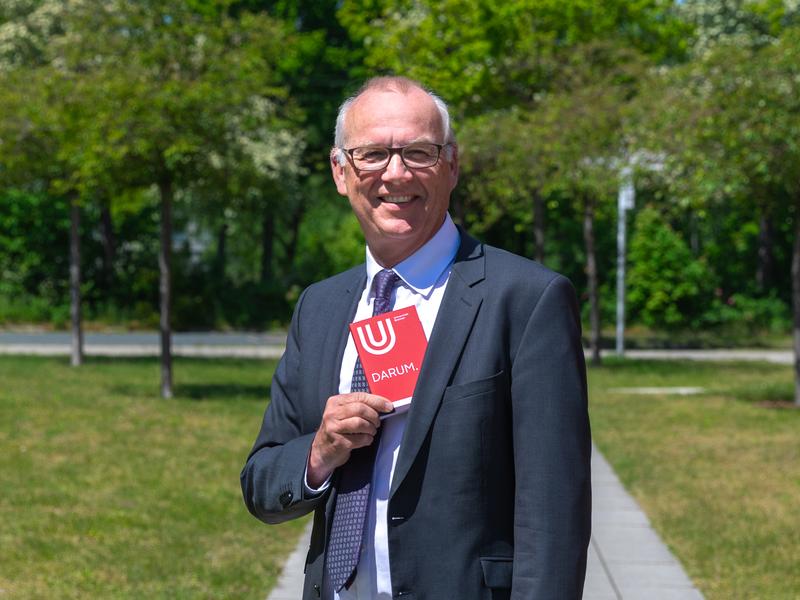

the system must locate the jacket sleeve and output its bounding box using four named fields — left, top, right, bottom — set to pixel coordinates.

left=511, top=275, right=591, bottom=599
left=240, top=288, right=329, bottom=524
